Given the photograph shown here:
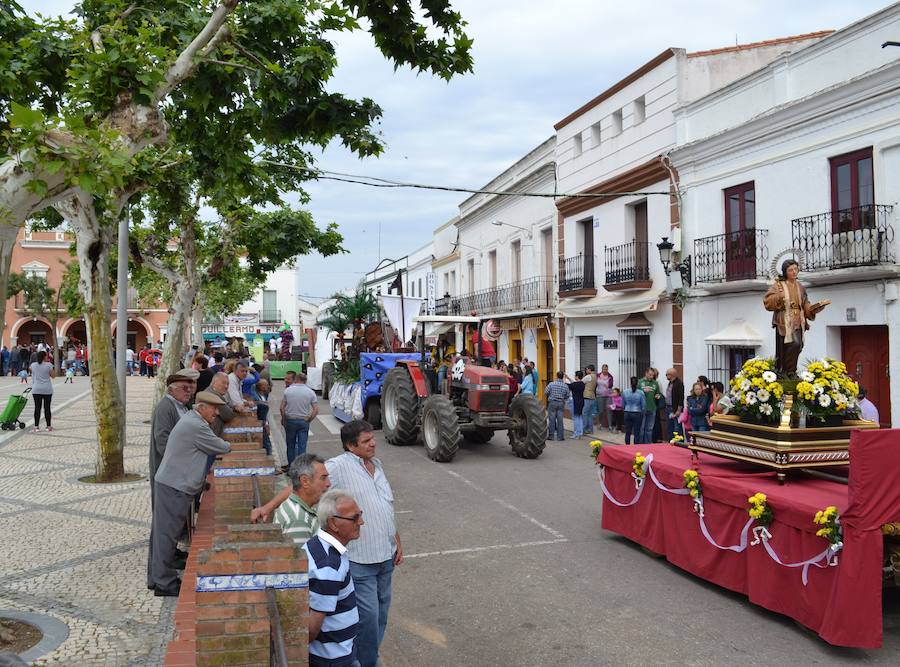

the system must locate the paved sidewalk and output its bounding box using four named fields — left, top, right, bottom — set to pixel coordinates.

left=0, top=376, right=174, bottom=666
